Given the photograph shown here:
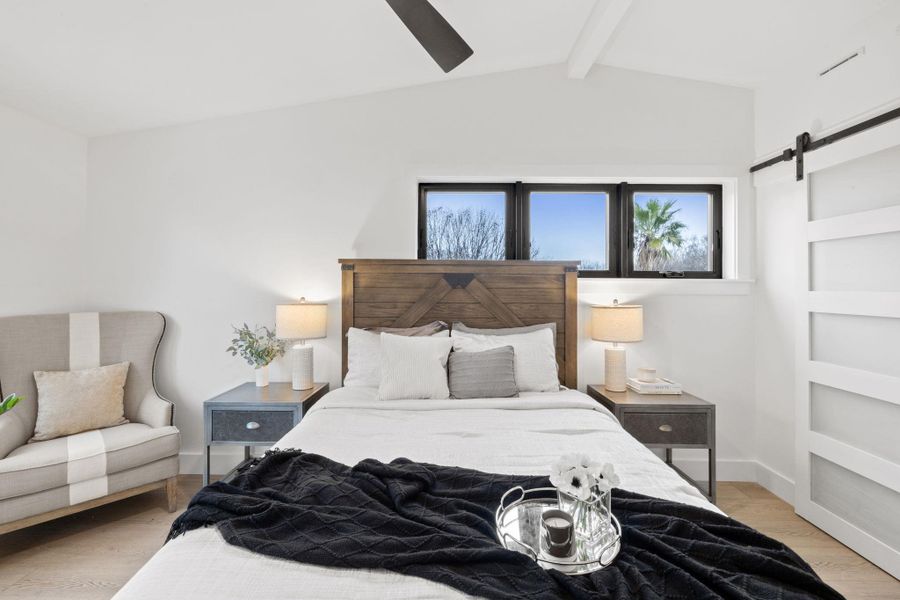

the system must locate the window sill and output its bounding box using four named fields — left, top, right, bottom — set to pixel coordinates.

left=577, top=278, right=754, bottom=296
